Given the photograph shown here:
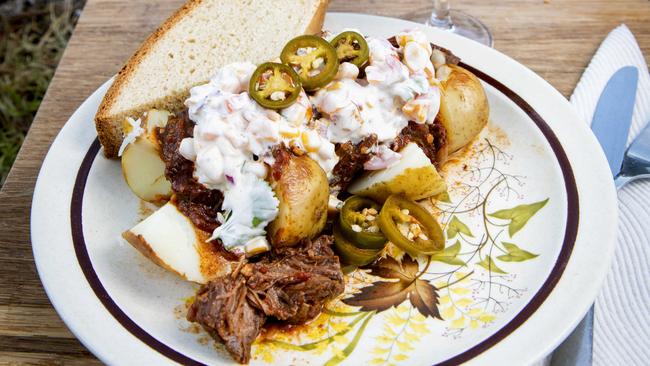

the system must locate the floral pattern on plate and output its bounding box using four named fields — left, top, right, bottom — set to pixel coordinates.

left=251, top=133, right=550, bottom=365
